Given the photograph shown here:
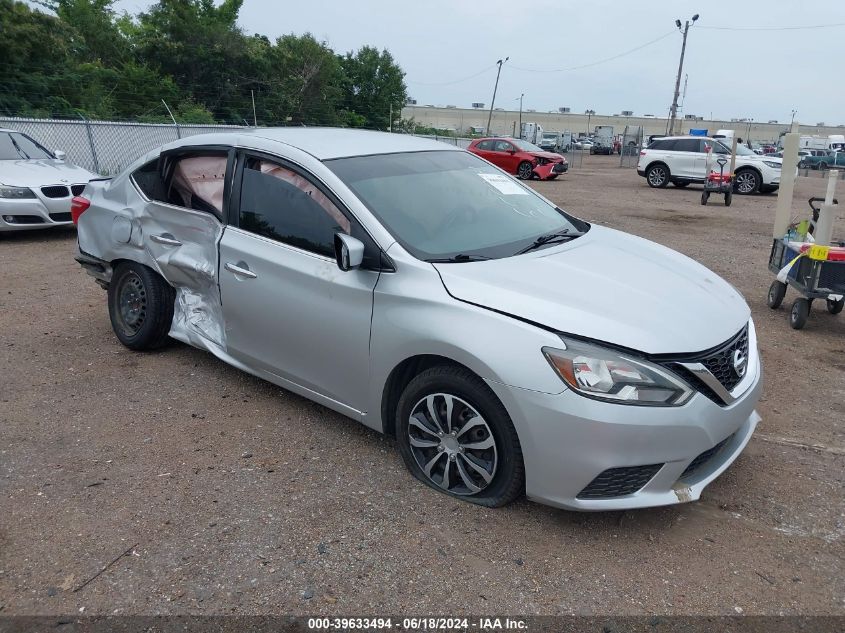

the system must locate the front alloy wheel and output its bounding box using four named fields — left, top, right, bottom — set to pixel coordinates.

left=396, top=365, right=524, bottom=507
left=407, top=394, right=498, bottom=495
left=517, top=161, right=534, bottom=180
